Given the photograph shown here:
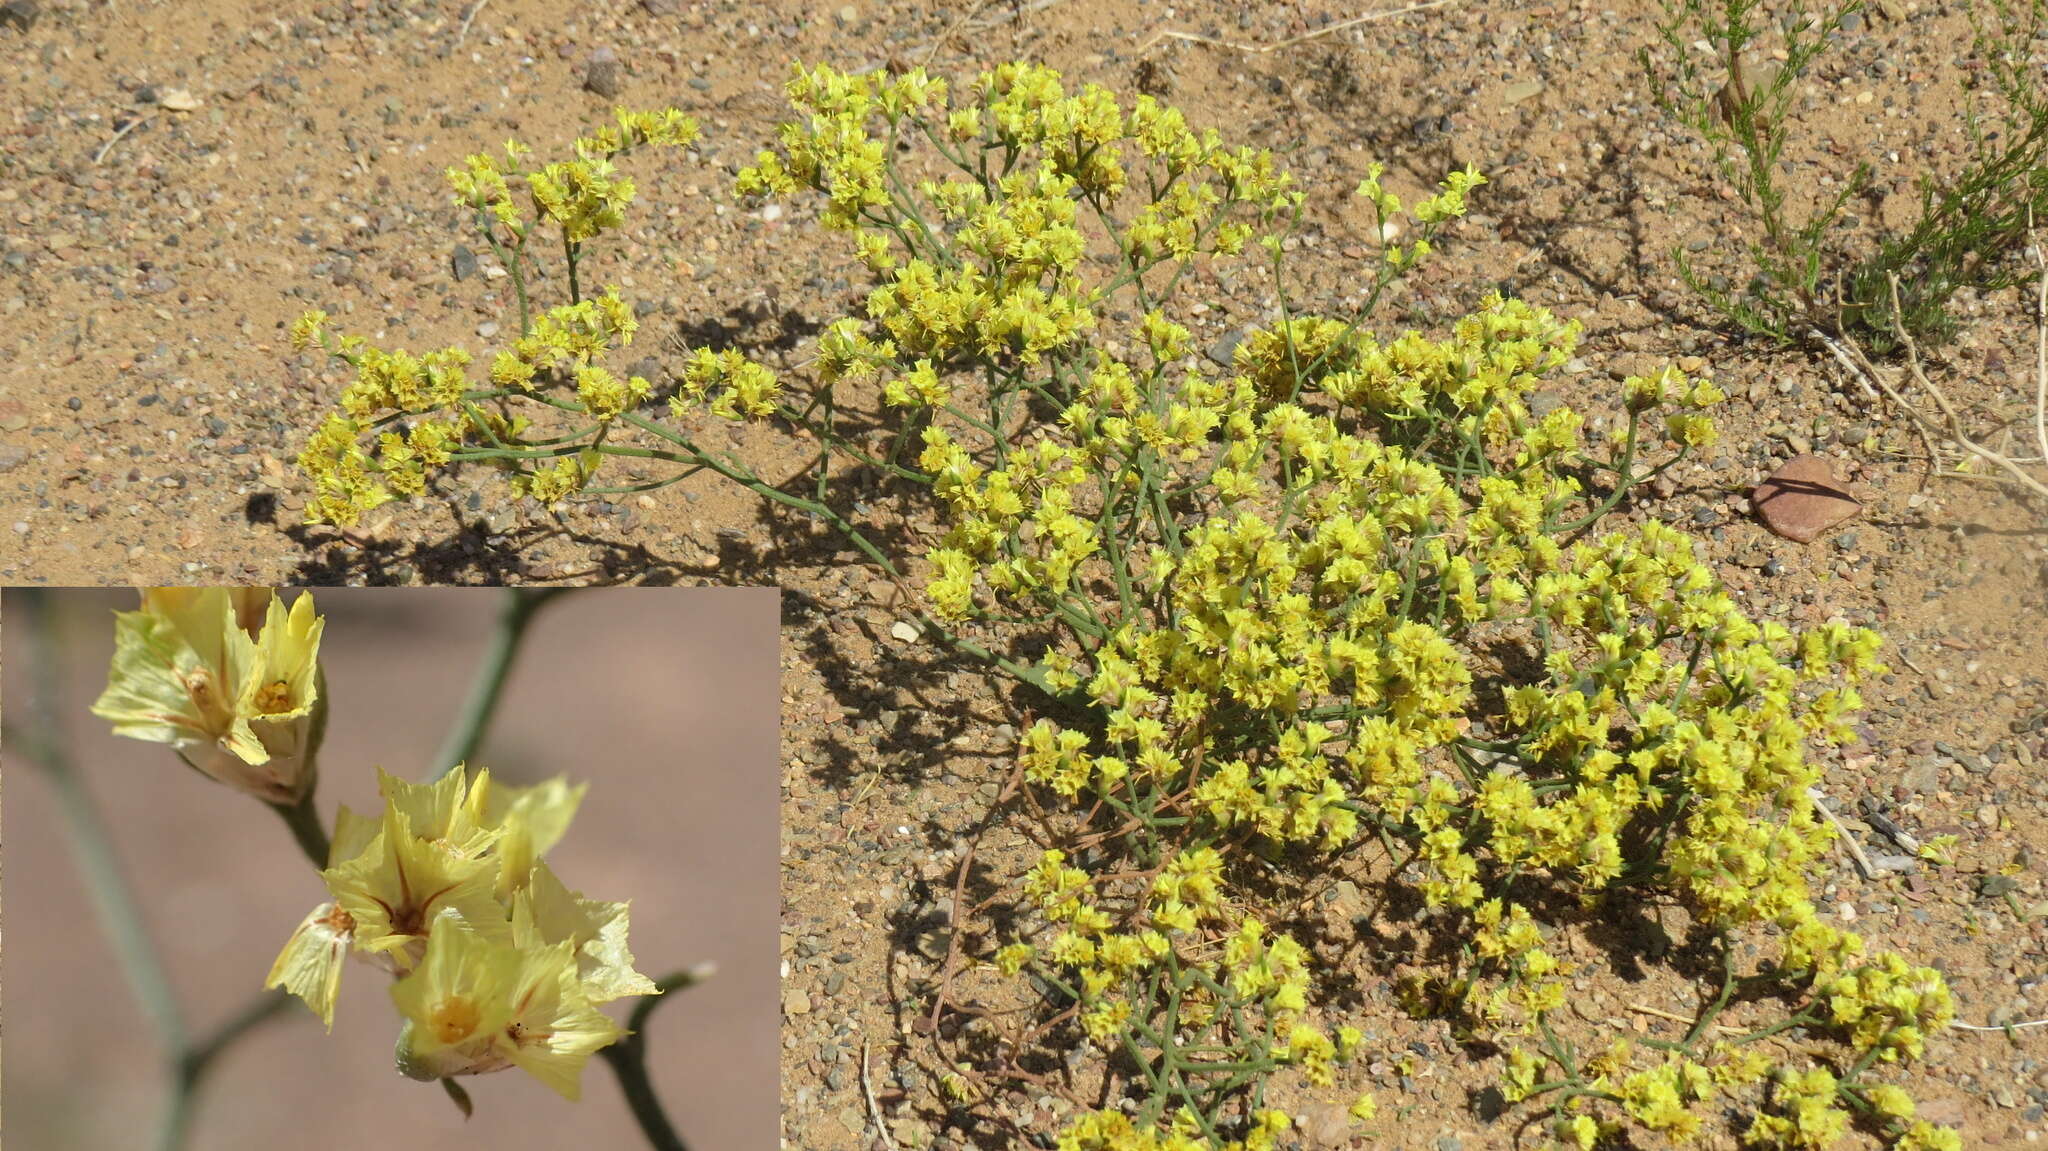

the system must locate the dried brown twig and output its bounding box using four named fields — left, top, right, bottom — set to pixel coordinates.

left=859, top=1039, right=897, bottom=1150
left=1816, top=265, right=2048, bottom=511
left=2032, top=237, right=2048, bottom=468
left=1135, top=0, right=1459, bottom=56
